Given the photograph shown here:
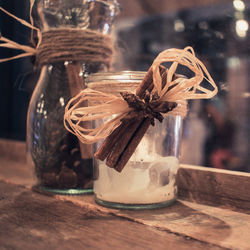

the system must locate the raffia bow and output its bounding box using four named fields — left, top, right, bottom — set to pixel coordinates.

left=64, top=46, right=218, bottom=146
